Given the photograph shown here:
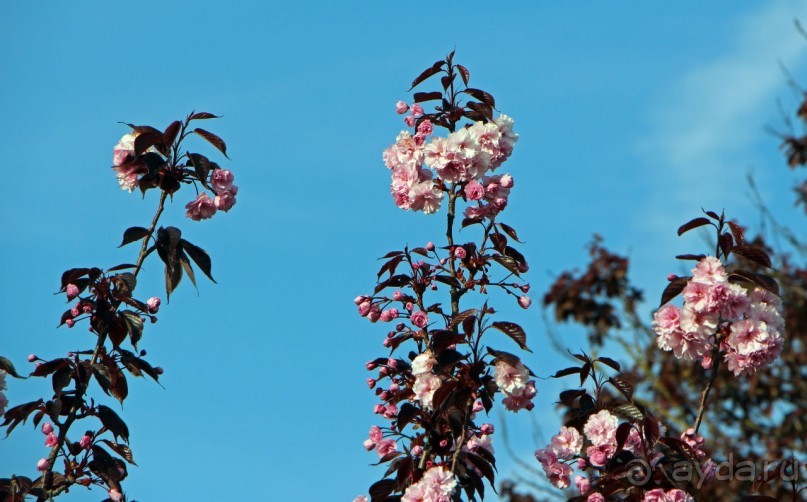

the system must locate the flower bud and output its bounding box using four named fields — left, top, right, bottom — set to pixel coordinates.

left=147, top=297, right=161, bottom=314
left=71, top=307, right=80, bottom=317
left=411, top=445, right=423, bottom=456
left=80, top=434, right=92, bottom=450
left=392, top=291, right=404, bottom=301
left=518, top=296, right=532, bottom=309
left=454, top=247, right=467, bottom=259
left=667, top=273, right=678, bottom=281
left=36, top=459, right=50, bottom=472
left=396, top=101, right=408, bottom=114
left=411, top=104, right=424, bottom=117
left=426, top=242, right=435, bottom=251
left=354, top=295, right=366, bottom=305
left=439, top=439, right=448, bottom=448
left=41, top=423, right=54, bottom=435
left=366, top=361, right=377, bottom=371
left=65, top=319, right=75, bottom=328
left=367, top=378, right=376, bottom=389
left=373, top=404, right=384, bottom=414
left=387, top=358, right=398, bottom=369
left=28, top=354, right=37, bottom=362
left=472, top=401, right=484, bottom=413
left=480, top=423, right=494, bottom=435
left=66, top=283, right=79, bottom=300
left=155, top=367, right=164, bottom=375
left=379, top=367, right=389, bottom=377
left=520, top=284, right=530, bottom=293
left=404, top=115, right=416, bottom=127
